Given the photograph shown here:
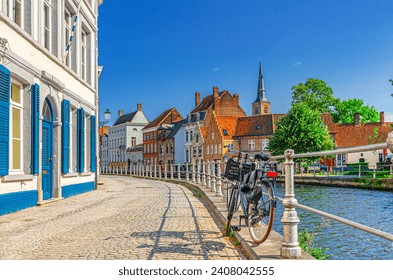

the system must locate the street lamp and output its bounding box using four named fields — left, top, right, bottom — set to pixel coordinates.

left=100, top=108, right=111, bottom=127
